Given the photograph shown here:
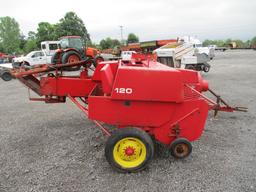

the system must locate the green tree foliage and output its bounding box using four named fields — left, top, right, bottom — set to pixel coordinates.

left=36, top=22, right=56, bottom=46
left=245, top=40, right=251, bottom=48
left=35, top=12, right=90, bottom=47
left=0, top=13, right=91, bottom=54
left=202, top=39, right=212, bottom=46
left=24, top=40, right=37, bottom=53
left=100, top=37, right=121, bottom=49
left=19, top=34, right=27, bottom=51
left=88, top=42, right=101, bottom=49
left=0, top=16, right=21, bottom=54
left=28, top=31, right=36, bottom=40
left=232, top=39, right=245, bottom=48
left=203, top=38, right=252, bottom=48
left=20, top=31, right=38, bottom=53
left=225, top=38, right=232, bottom=45
left=99, top=40, right=107, bottom=49
left=203, top=39, right=225, bottom=47
left=0, top=44, right=3, bottom=52
left=112, top=39, right=121, bottom=48
left=55, top=12, right=90, bottom=43
left=226, top=39, right=249, bottom=48
left=251, top=36, right=256, bottom=46
left=127, top=33, right=139, bottom=44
